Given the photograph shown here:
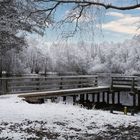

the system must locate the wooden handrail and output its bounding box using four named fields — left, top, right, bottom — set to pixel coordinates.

left=111, top=76, right=138, bottom=91
left=0, top=75, right=98, bottom=80
left=111, top=76, right=137, bottom=78
left=0, top=75, right=98, bottom=94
